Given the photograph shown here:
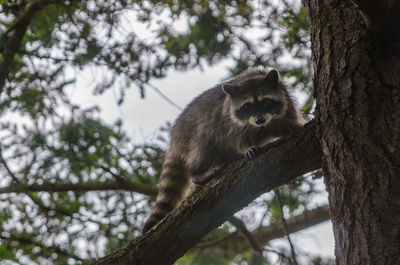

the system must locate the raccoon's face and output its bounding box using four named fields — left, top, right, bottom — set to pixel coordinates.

left=222, top=69, right=286, bottom=127
left=232, top=95, right=284, bottom=127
